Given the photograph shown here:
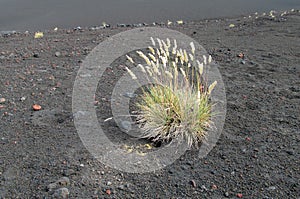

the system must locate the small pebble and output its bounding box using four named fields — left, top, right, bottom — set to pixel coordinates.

left=120, top=121, right=131, bottom=131
left=267, top=186, right=276, bottom=190
left=47, top=183, right=57, bottom=191
left=117, top=185, right=125, bottom=190
left=190, top=180, right=196, bottom=188
left=200, top=185, right=208, bottom=191
left=53, top=188, right=69, bottom=199
left=107, top=181, right=112, bottom=186
left=106, top=189, right=111, bottom=195
left=0, top=98, right=5, bottom=104
left=224, top=192, right=229, bottom=197
left=55, top=52, right=61, bottom=57
left=286, top=150, right=294, bottom=155
left=123, top=92, right=137, bottom=98
left=211, top=184, right=218, bottom=190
